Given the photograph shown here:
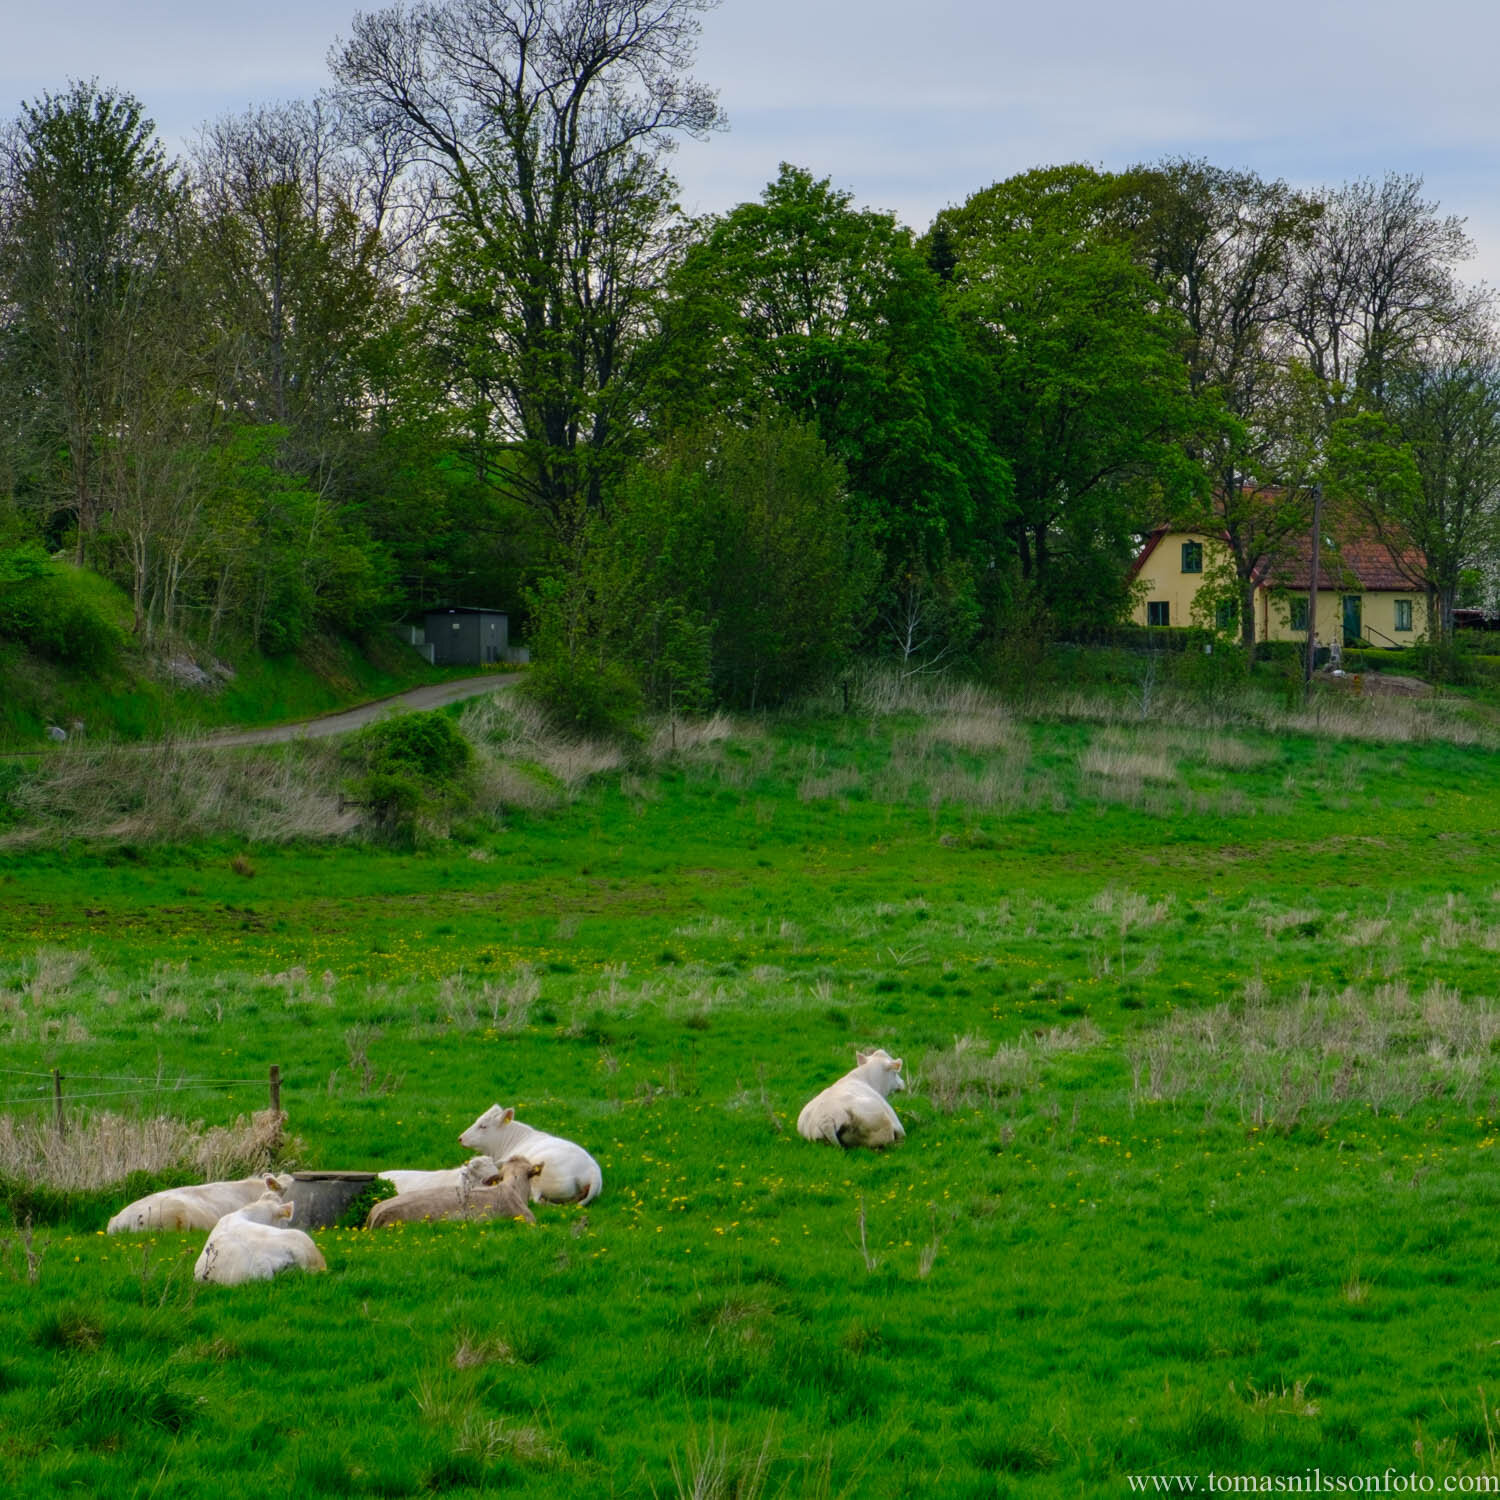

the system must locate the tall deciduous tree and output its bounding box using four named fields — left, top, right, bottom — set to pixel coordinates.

left=192, top=101, right=395, bottom=448
left=935, top=165, right=1198, bottom=629
left=1287, top=173, right=1477, bottom=411
left=1128, top=159, right=1323, bottom=649
left=662, top=164, right=1007, bottom=593
left=330, top=0, right=724, bottom=545
left=0, top=81, right=185, bottom=561
left=1328, top=323, right=1500, bottom=643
